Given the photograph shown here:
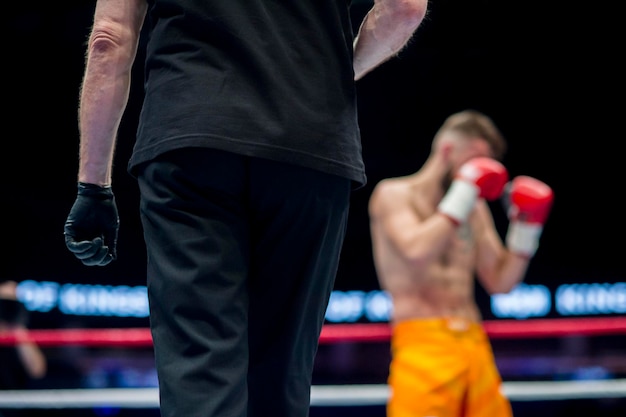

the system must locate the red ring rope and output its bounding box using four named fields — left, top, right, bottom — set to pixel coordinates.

left=0, top=317, right=625, bottom=347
